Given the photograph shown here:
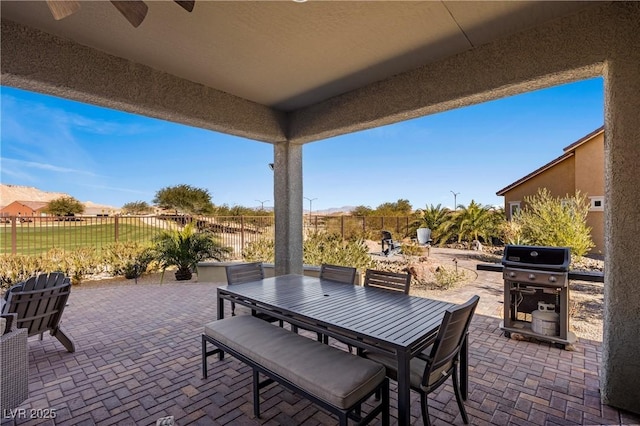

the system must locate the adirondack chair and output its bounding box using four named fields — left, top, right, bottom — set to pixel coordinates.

left=1, top=272, right=75, bottom=352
